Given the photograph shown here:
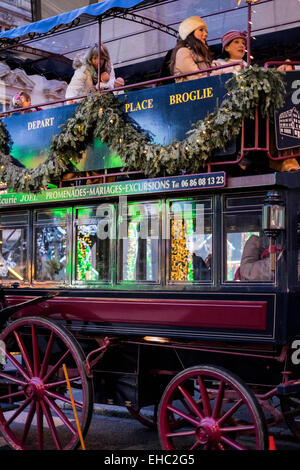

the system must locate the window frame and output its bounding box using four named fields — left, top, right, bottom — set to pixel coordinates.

left=222, top=192, right=275, bottom=285
left=166, top=196, right=213, bottom=286
left=32, top=207, right=71, bottom=286
left=0, top=211, right=30, bottom=285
